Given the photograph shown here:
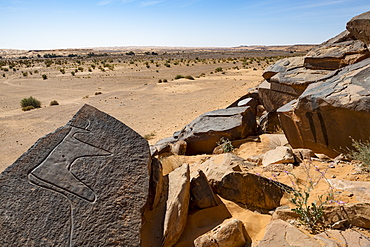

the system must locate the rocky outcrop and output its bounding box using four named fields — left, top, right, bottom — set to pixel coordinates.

left=278, top=58, right=370, bottom=157
left=347, top=11, right=370, bottom=45
left=315, top=228, right=370, bottom=246
left=0, top=104, right=151, bottom=246
left=194, top=219, right=251, bottom=247
left=328, top=179, right=370, bottom=202
left=163, top=163, right=190, bottom=247
left=304, top=30, right=370, bottom=70
left=176, top=107, right=257, bottom=155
